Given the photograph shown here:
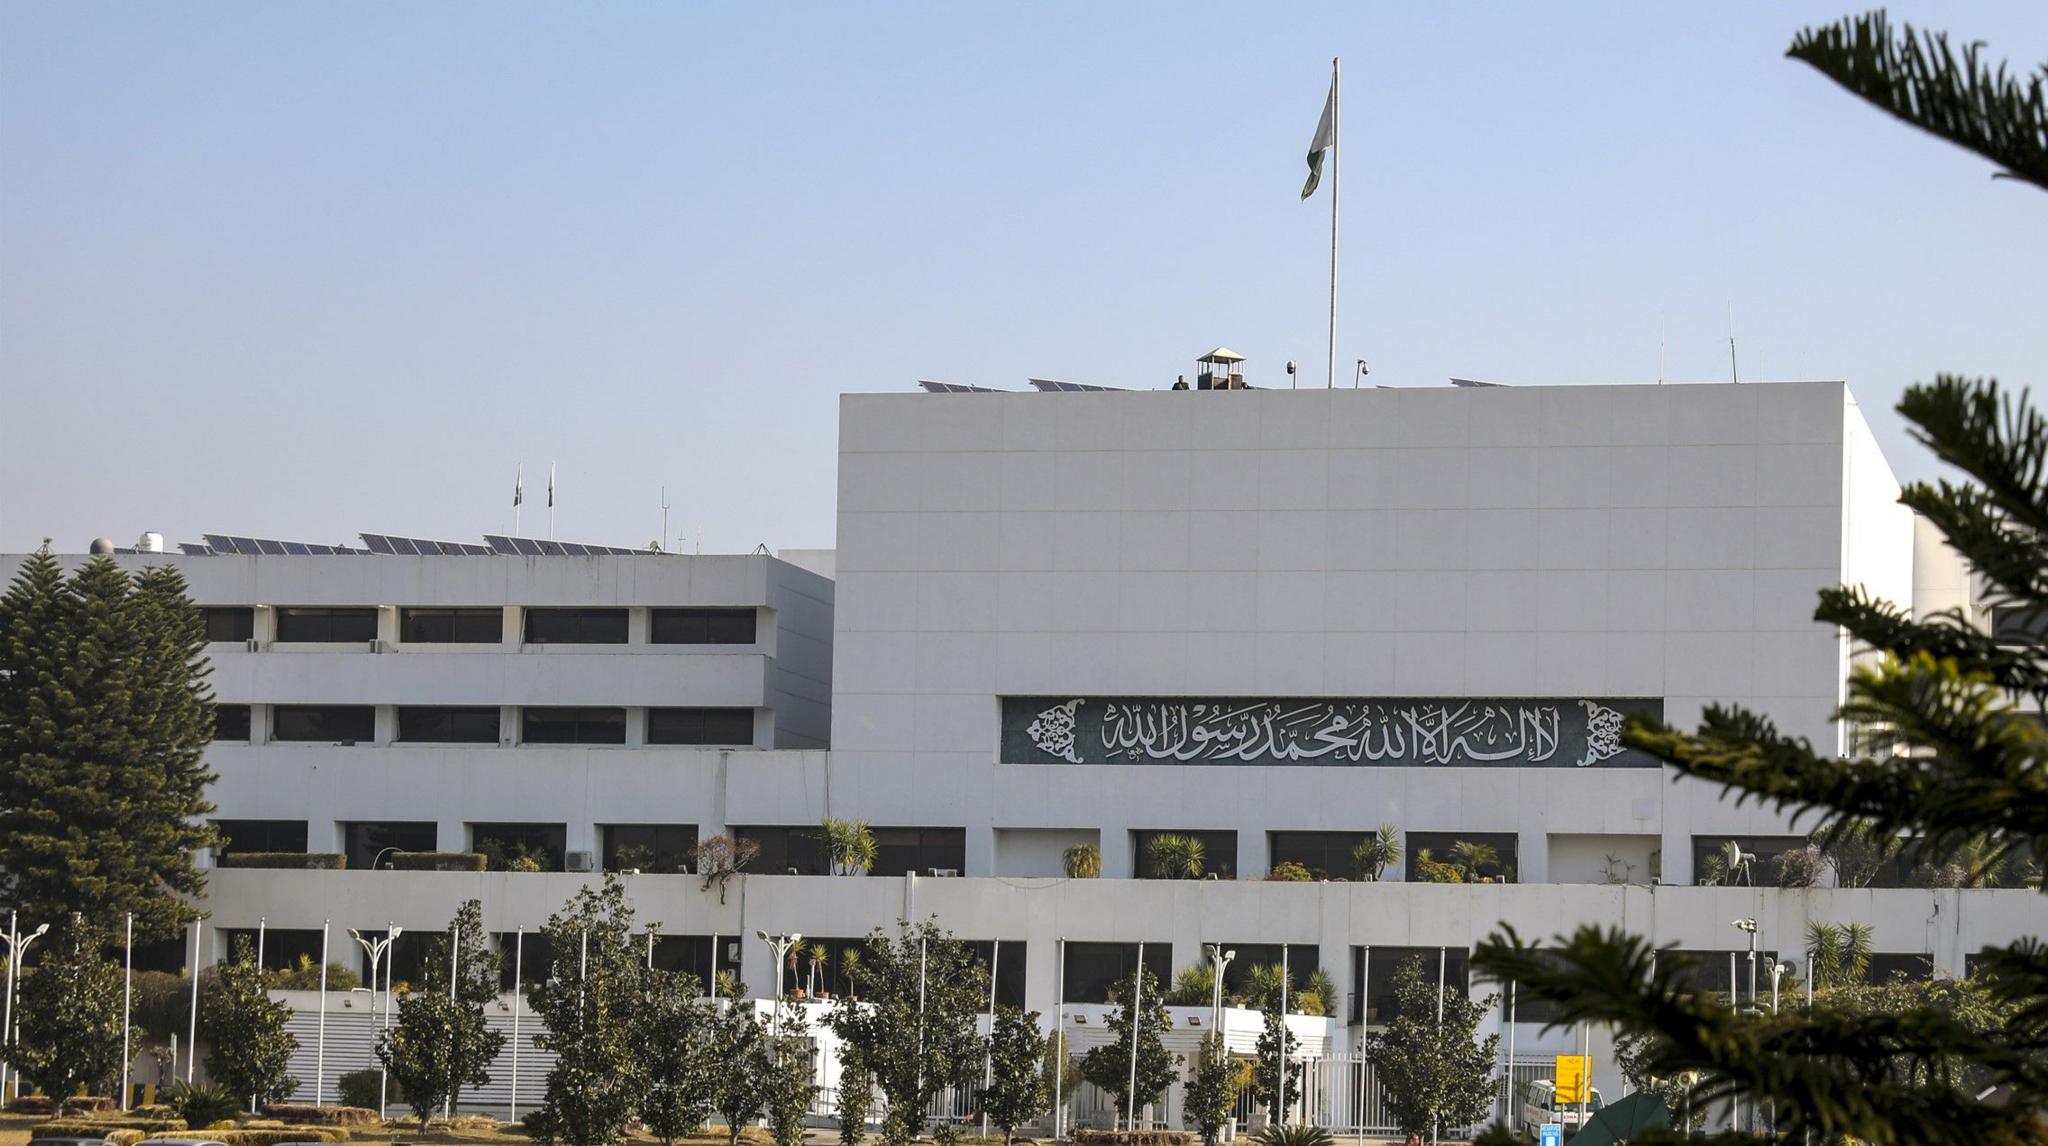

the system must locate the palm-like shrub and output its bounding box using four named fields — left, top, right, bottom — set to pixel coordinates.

left=1164, top=962, right=1218, bottom=1007
left=820, top=817, right=877, bottom=875
left=1350, top=825, right=1401, bottom=881
left=1145, top=833, right=1206, bottom=880
left=1806, top=921, right=1873, bottom=992
left=1447, top=840, right=1499, bottom=883
left=1411, top=848, right=1462, bottom=884
left=1252, top=1123, right=1333, bottom=1146
left=1063, top=842, right=1102, bottom=879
